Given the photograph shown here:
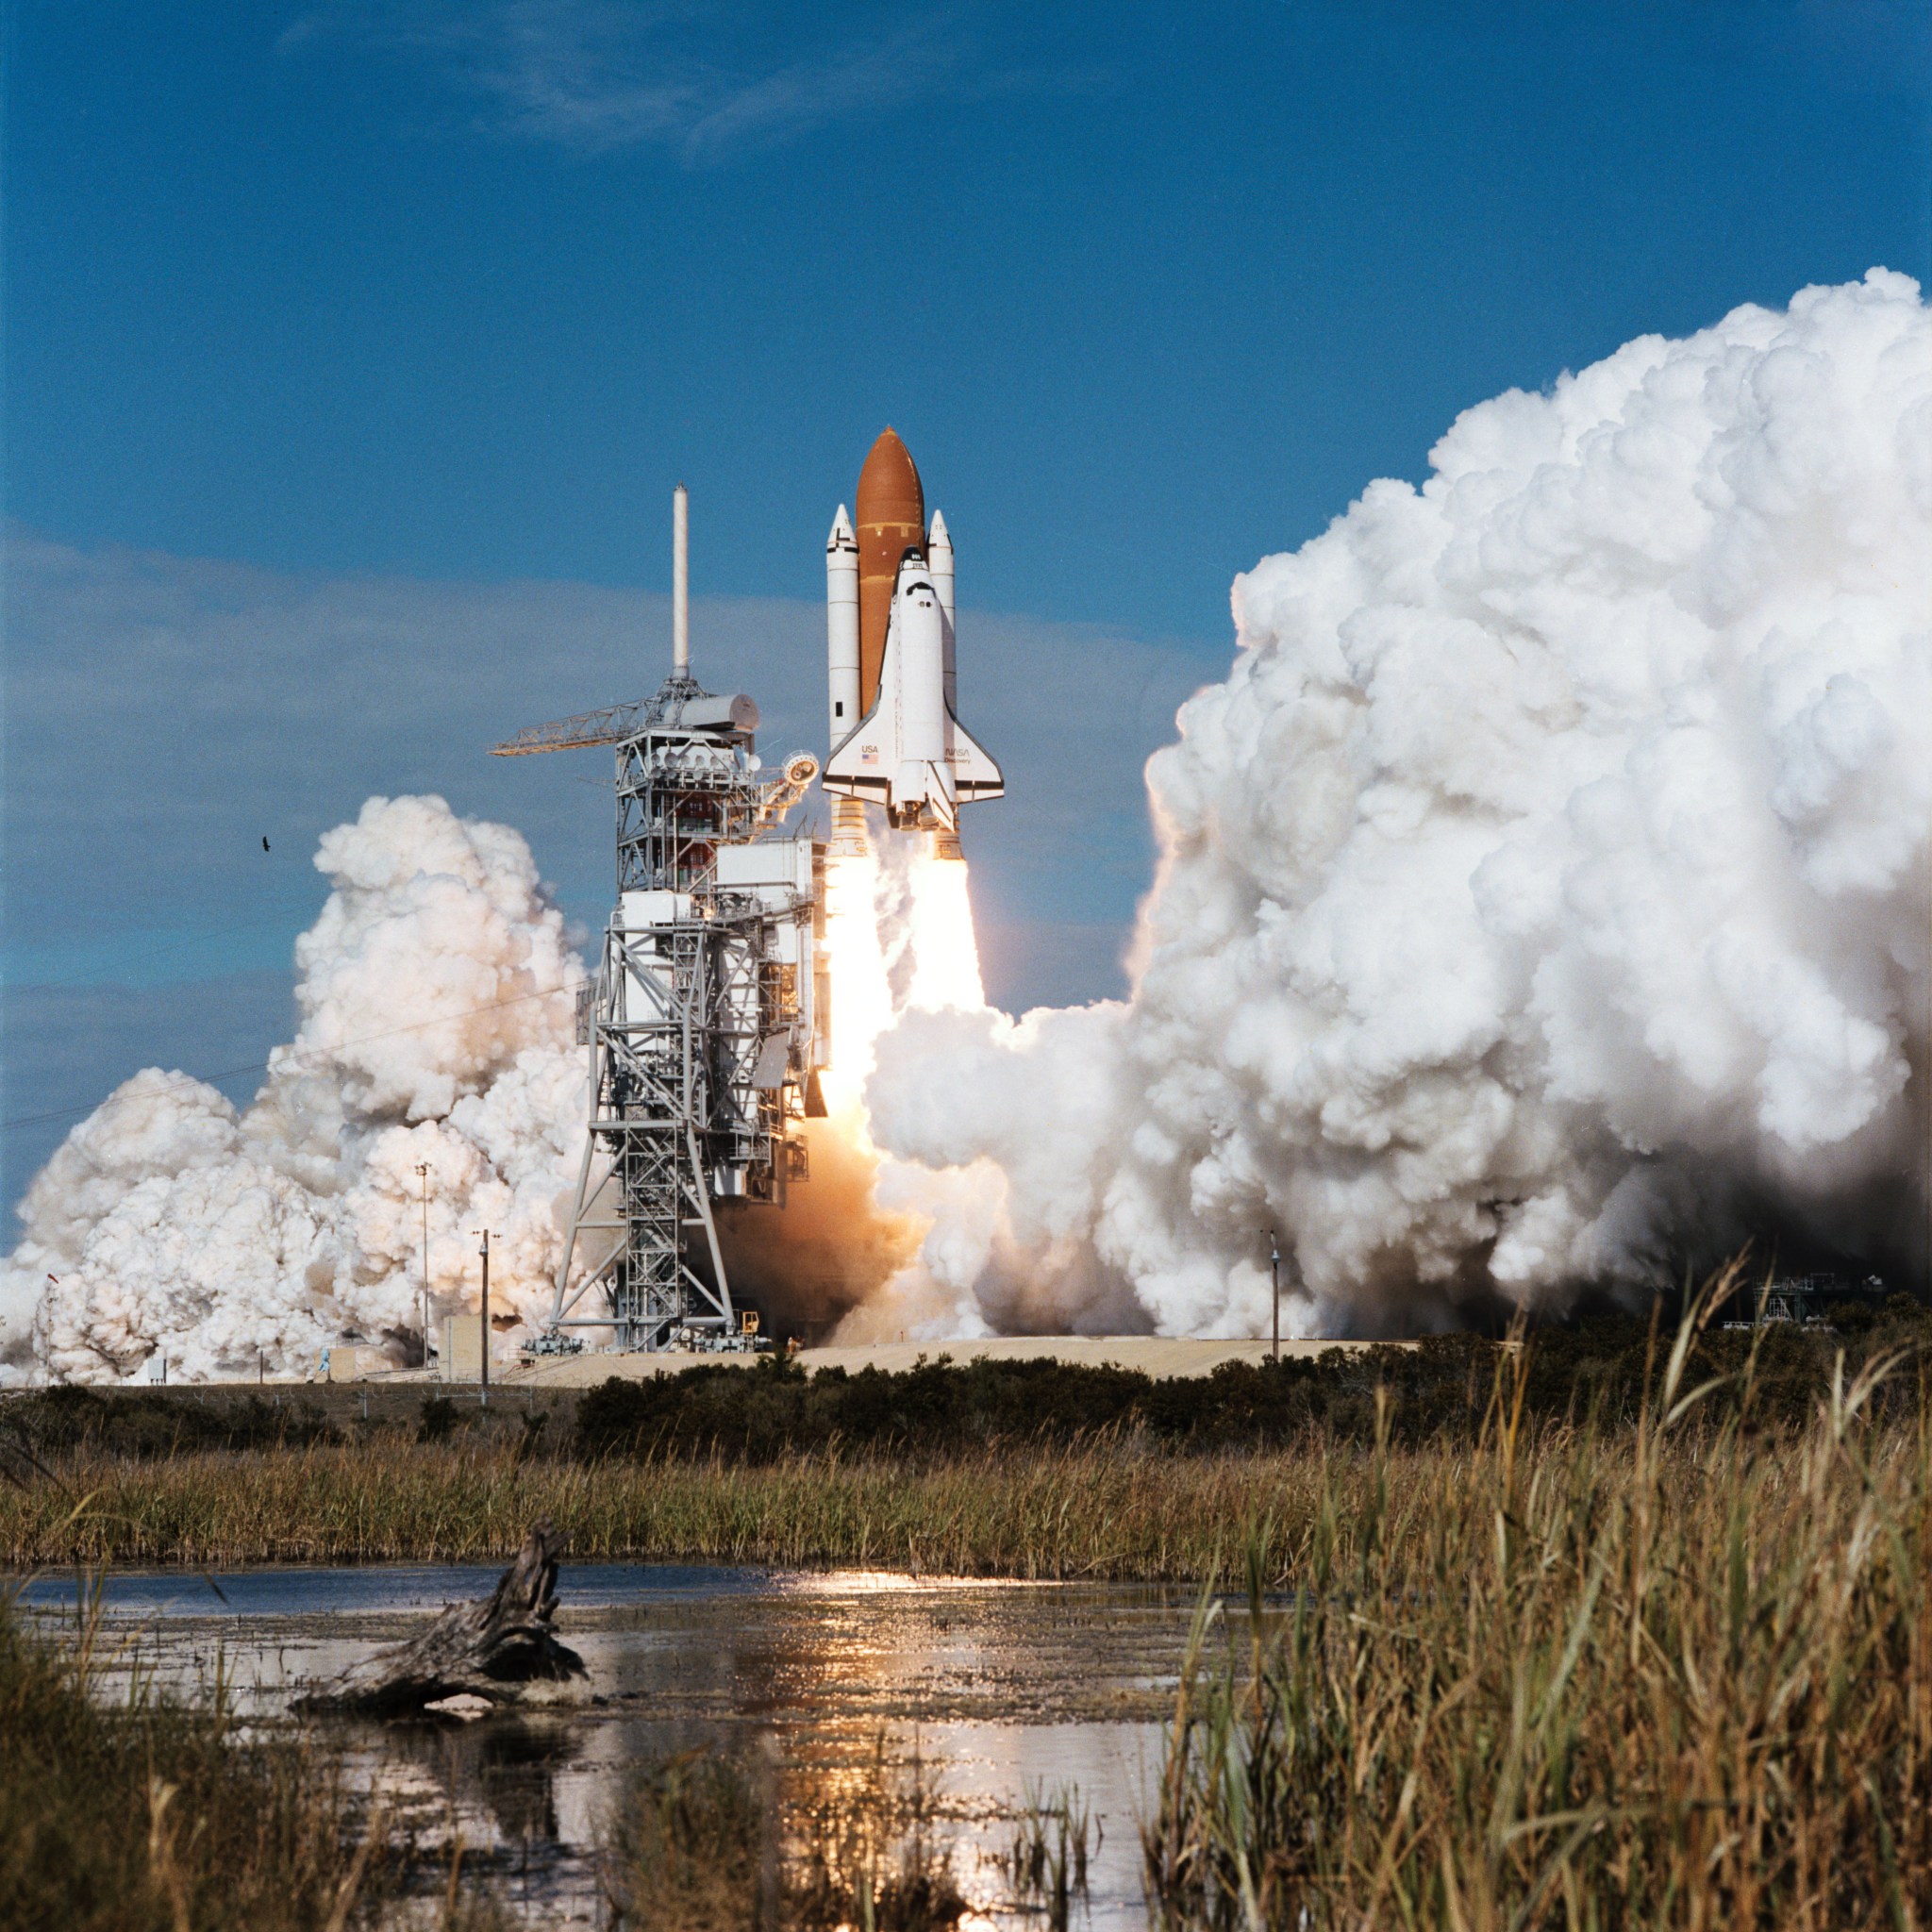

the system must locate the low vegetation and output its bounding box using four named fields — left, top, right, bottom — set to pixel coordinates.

left=602, top=1738, right=965, bottom=1932
left=573, top=1296, right=1932, bottom=1458
left=0, top=1591, right=496, bottom=1932
left=5, top=1291, right=1928, bottom=1475
left=0, top=1430, right=1408, bottom=1573
left=1, top=1293, right=1927, bottom=1574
